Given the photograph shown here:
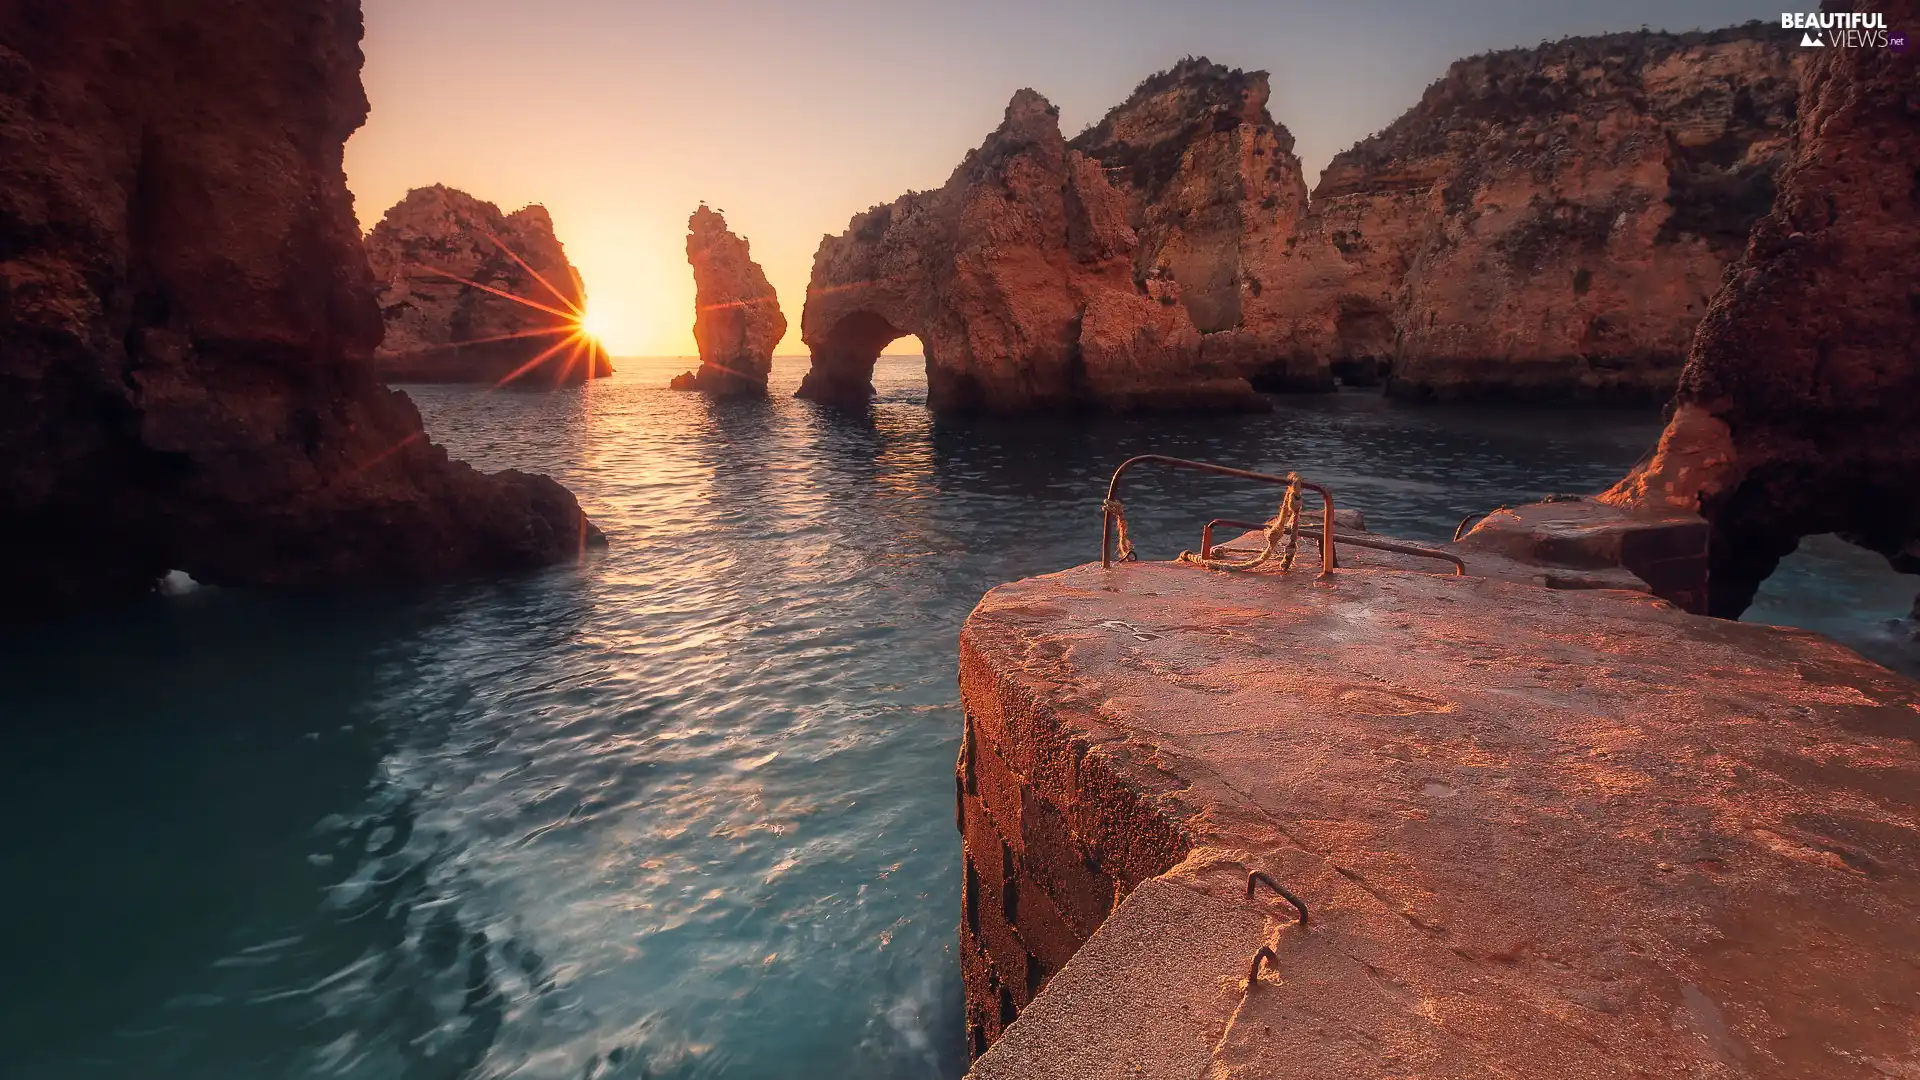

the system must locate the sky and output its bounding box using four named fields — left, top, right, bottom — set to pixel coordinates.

left=344, top=0, right=1780, bottom=358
